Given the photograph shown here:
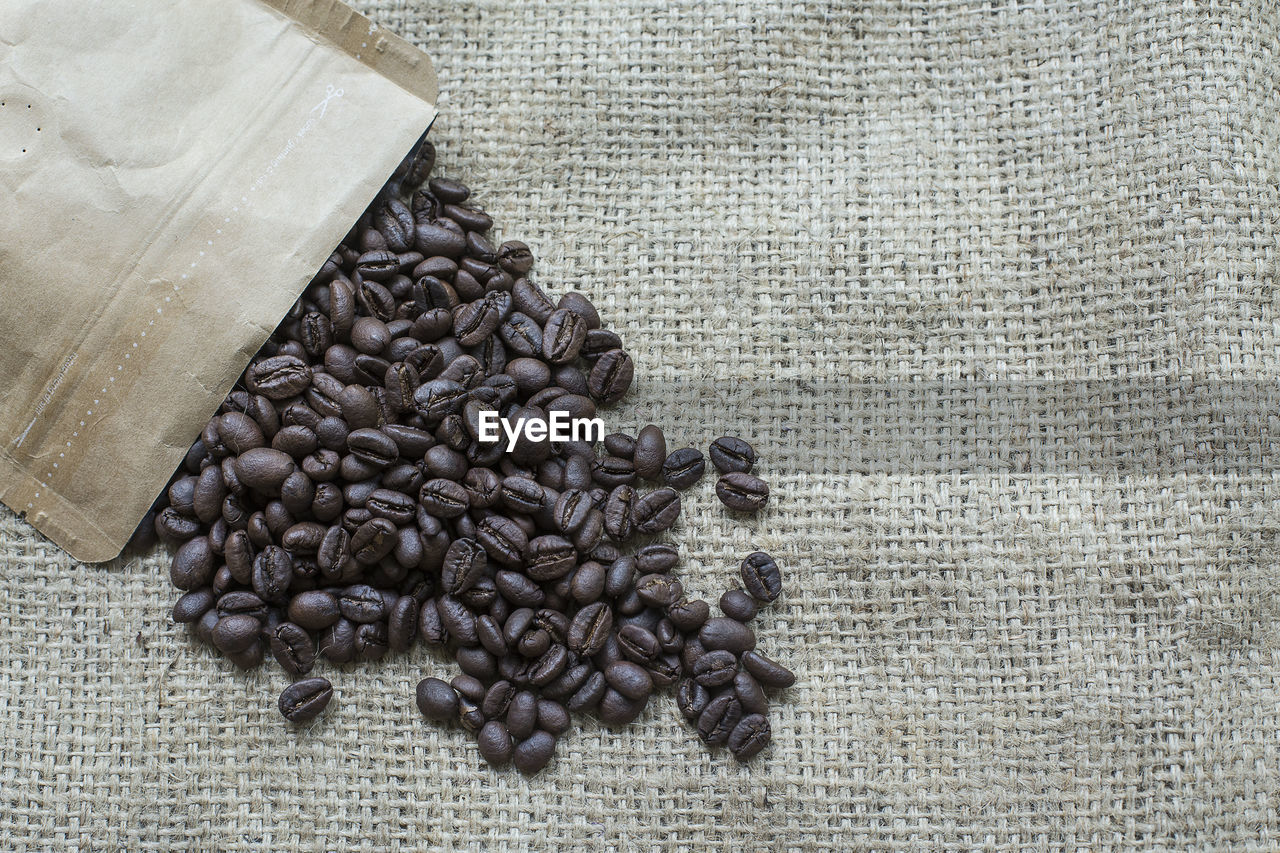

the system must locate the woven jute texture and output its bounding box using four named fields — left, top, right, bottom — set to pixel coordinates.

left=5, top=0, right=1280, bottom=849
